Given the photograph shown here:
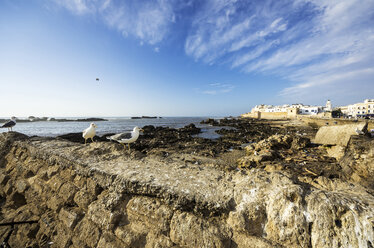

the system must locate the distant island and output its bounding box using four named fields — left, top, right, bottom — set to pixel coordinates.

left=131, top=116, right=161, bottom=119
left=54, top=117, right=108, bottom=122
